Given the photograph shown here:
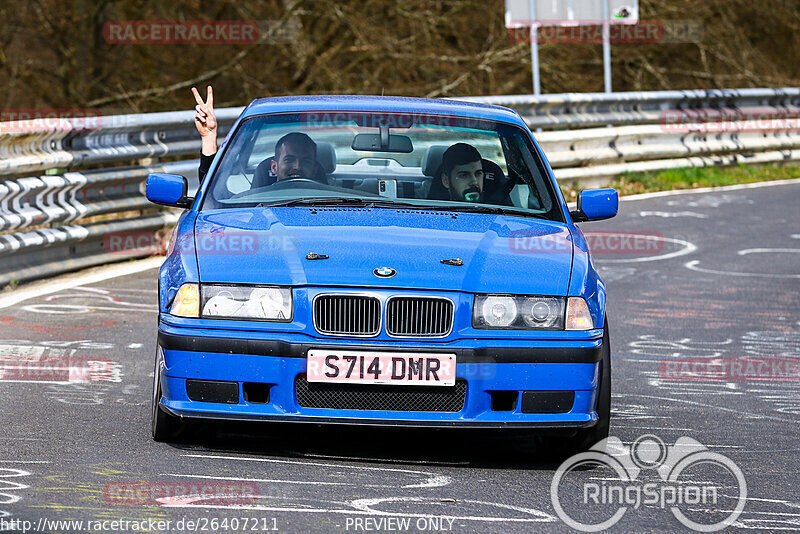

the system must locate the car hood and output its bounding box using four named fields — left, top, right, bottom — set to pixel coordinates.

left=194, top=207, right=573, bottom=295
